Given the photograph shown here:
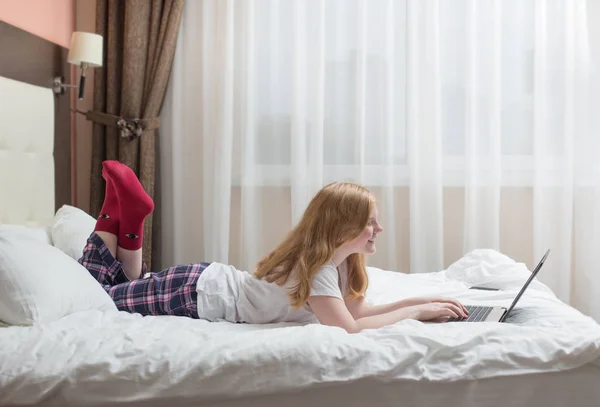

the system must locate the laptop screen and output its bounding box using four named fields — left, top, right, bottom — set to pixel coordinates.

left=499, top=249, right=550, bottom=322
